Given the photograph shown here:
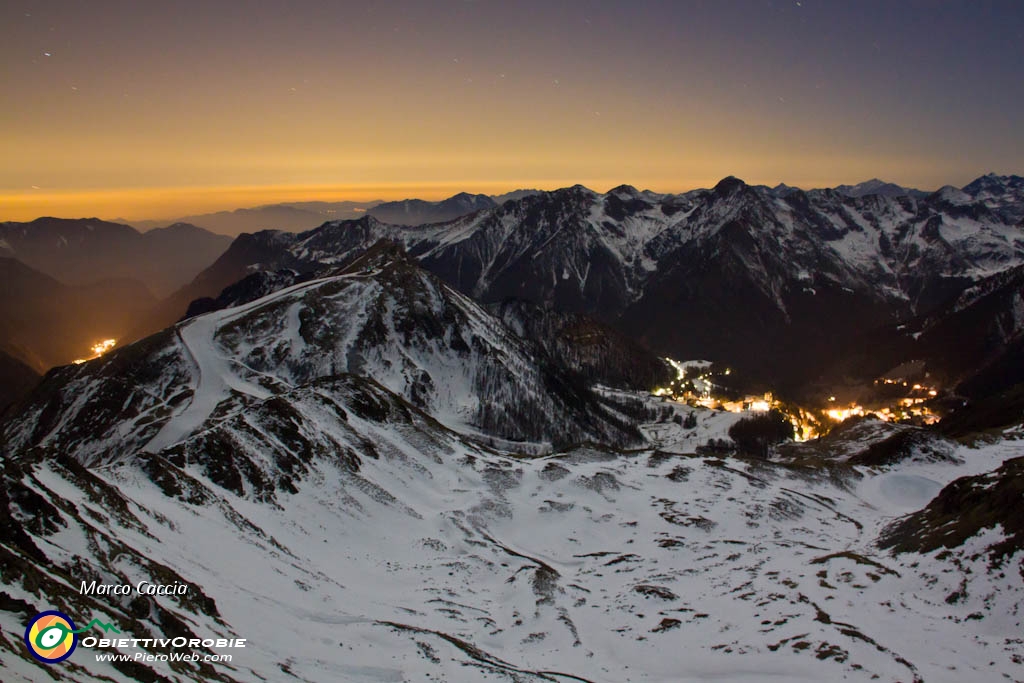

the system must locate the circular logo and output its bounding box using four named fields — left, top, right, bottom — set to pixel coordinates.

left=24, top=611, right=77, bottom=664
